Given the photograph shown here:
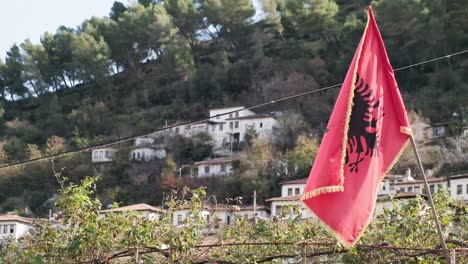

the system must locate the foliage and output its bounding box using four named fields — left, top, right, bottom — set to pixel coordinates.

left=0, top=176, right=465, bottom=263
